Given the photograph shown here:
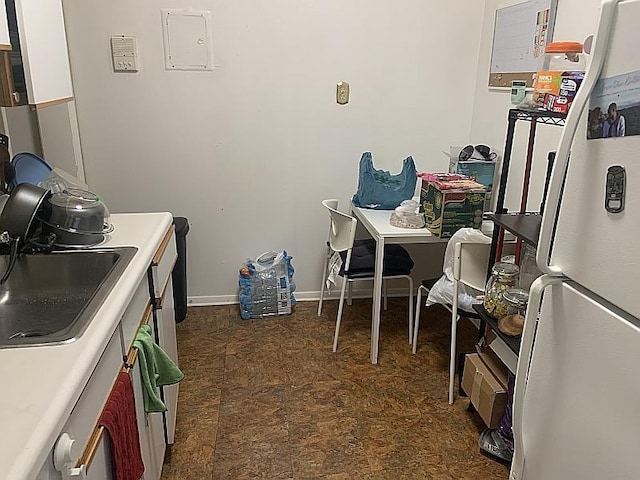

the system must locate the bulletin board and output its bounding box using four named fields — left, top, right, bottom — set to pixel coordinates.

left=489, top=0, right=558, bottom=88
